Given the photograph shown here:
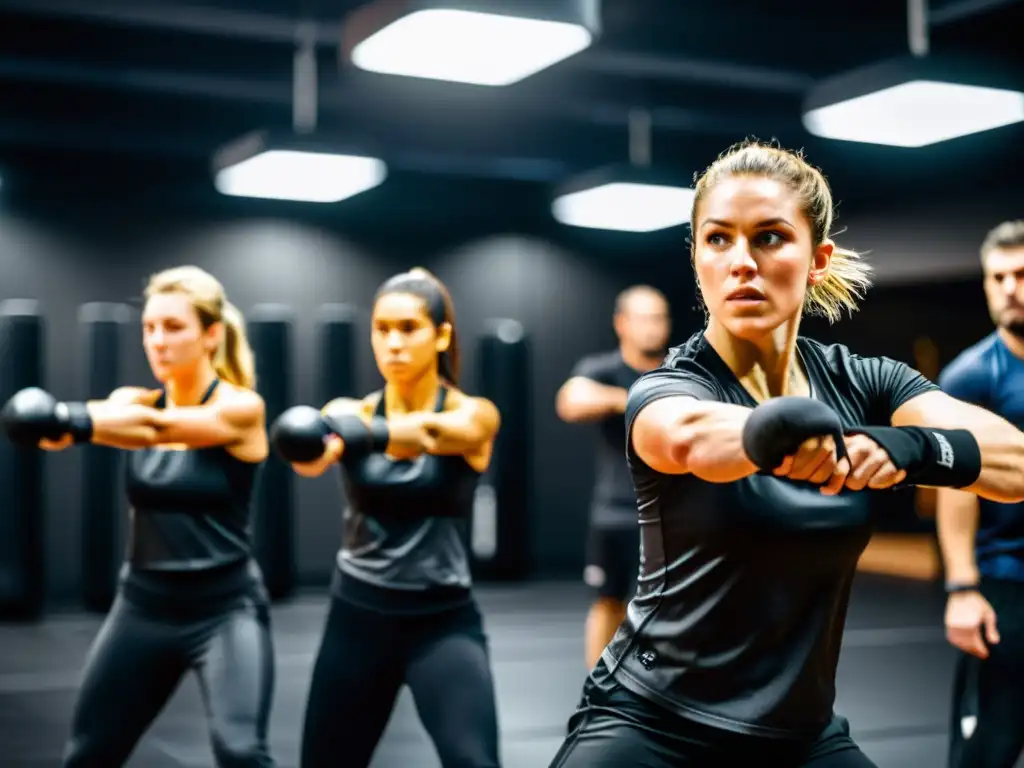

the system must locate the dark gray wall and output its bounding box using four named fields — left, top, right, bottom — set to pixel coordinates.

left=0, top=181, right=1017, bottom=606
left=839, top=187, right=1024, bottom=285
